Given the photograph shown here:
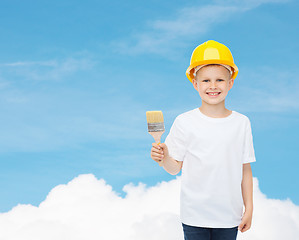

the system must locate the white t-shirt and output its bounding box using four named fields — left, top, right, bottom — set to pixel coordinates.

left=165, top=108, right=256, bottom=228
